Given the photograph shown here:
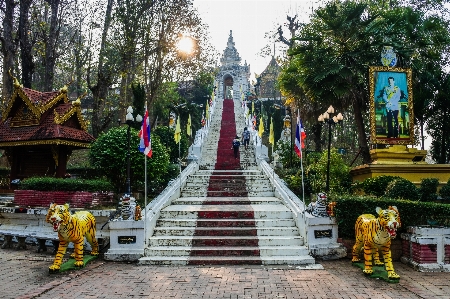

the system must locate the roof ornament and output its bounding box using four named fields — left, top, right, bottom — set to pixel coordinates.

left=72, top=92, right=87, bottom=106
left=8, top=69, right=22, bottom=89
left=60, top=77, right=74, bottom=93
